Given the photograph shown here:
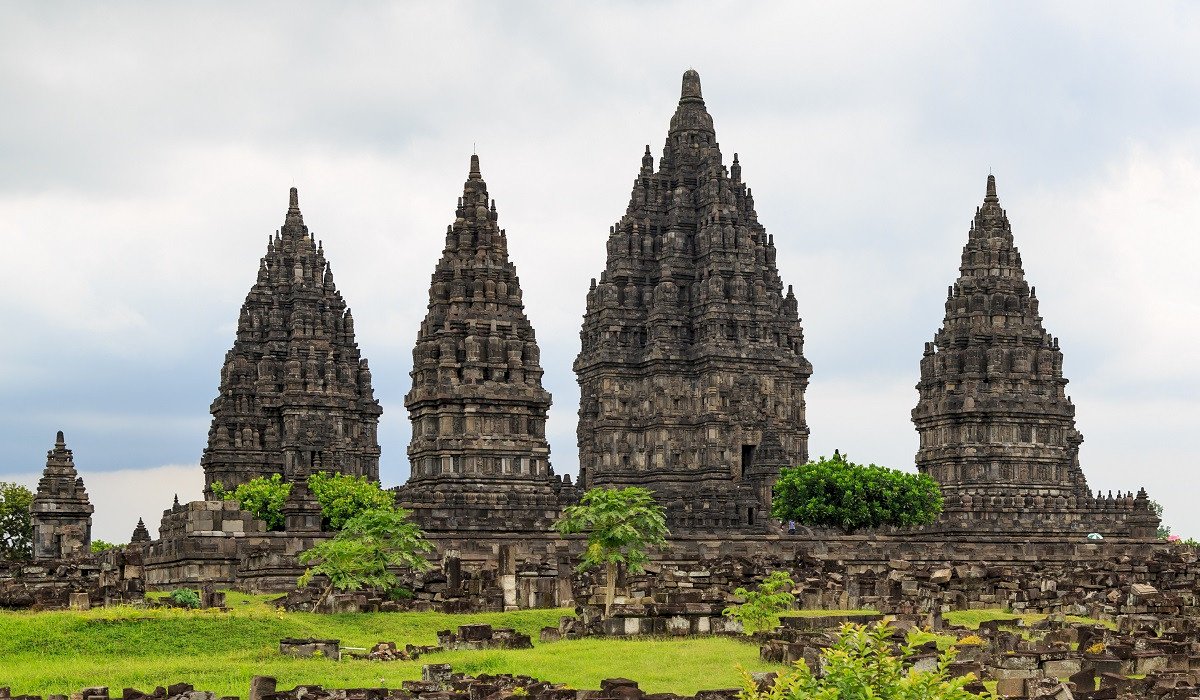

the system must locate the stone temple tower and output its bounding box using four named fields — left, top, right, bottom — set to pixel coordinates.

left=398, top=155, right=574, bottom=533
left=575, top=70, right=812, bottom=531
left=913, top=176, right=1158, bottom=537
left=201, top=188, right=382, bottom=497
left=31, top=431, right=94, bottom=560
